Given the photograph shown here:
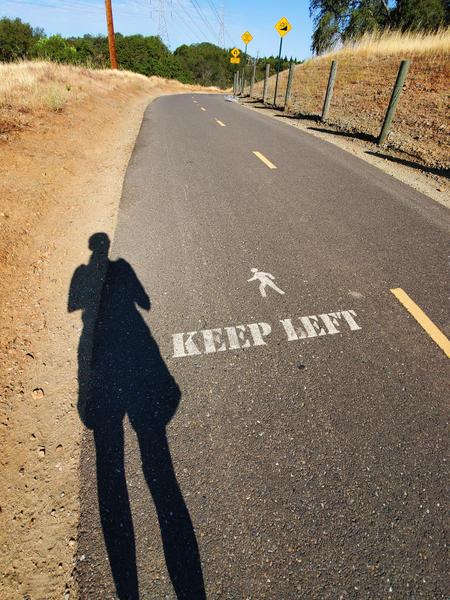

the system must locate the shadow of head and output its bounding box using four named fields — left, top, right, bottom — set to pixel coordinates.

left=89, top=231, right=110, bottom=259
